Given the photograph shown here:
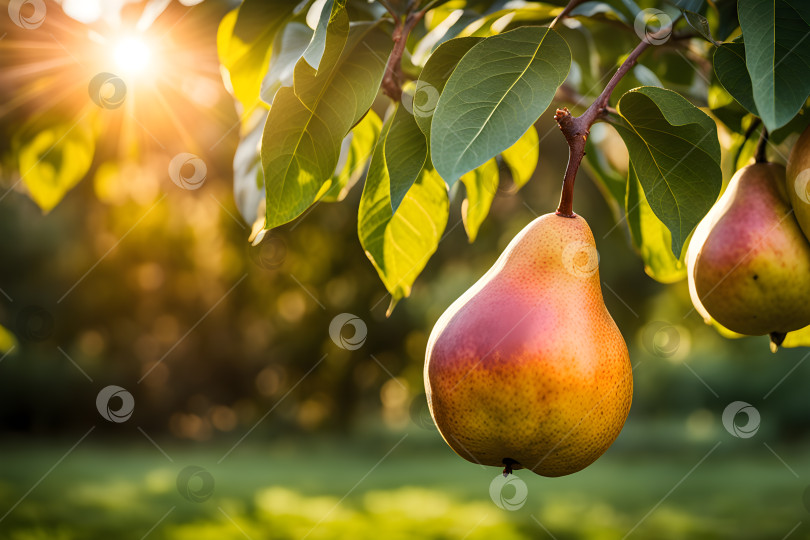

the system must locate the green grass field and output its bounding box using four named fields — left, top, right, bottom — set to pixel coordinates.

left=1, top=424, right=809, bottom=540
